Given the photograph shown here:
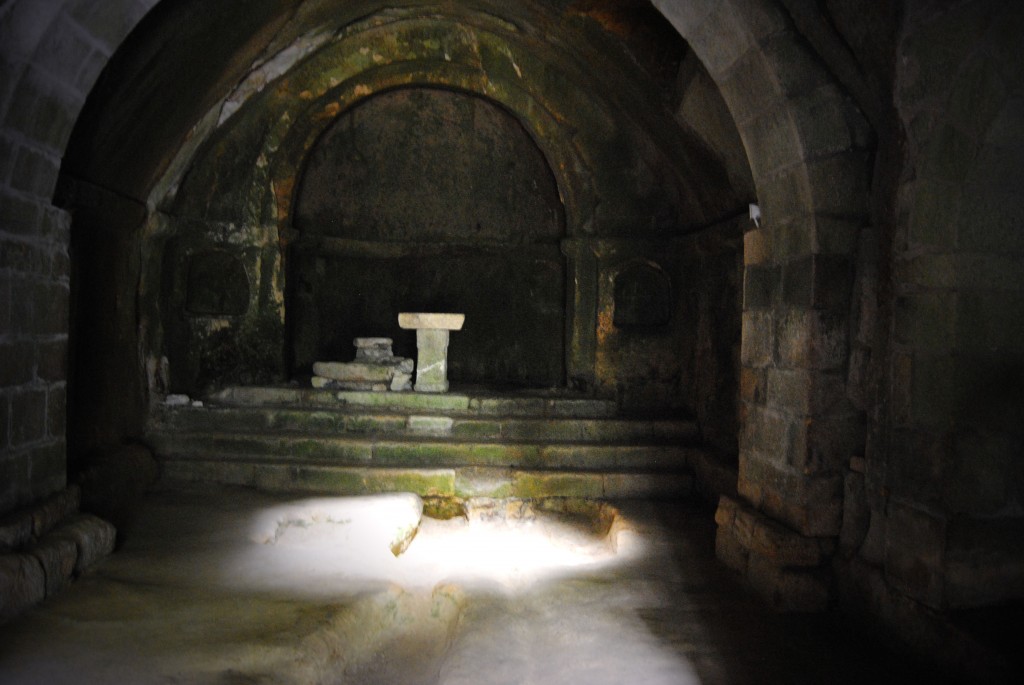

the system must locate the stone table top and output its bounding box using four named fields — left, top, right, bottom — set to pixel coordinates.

left=398, top=312, right=465, bottom=330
